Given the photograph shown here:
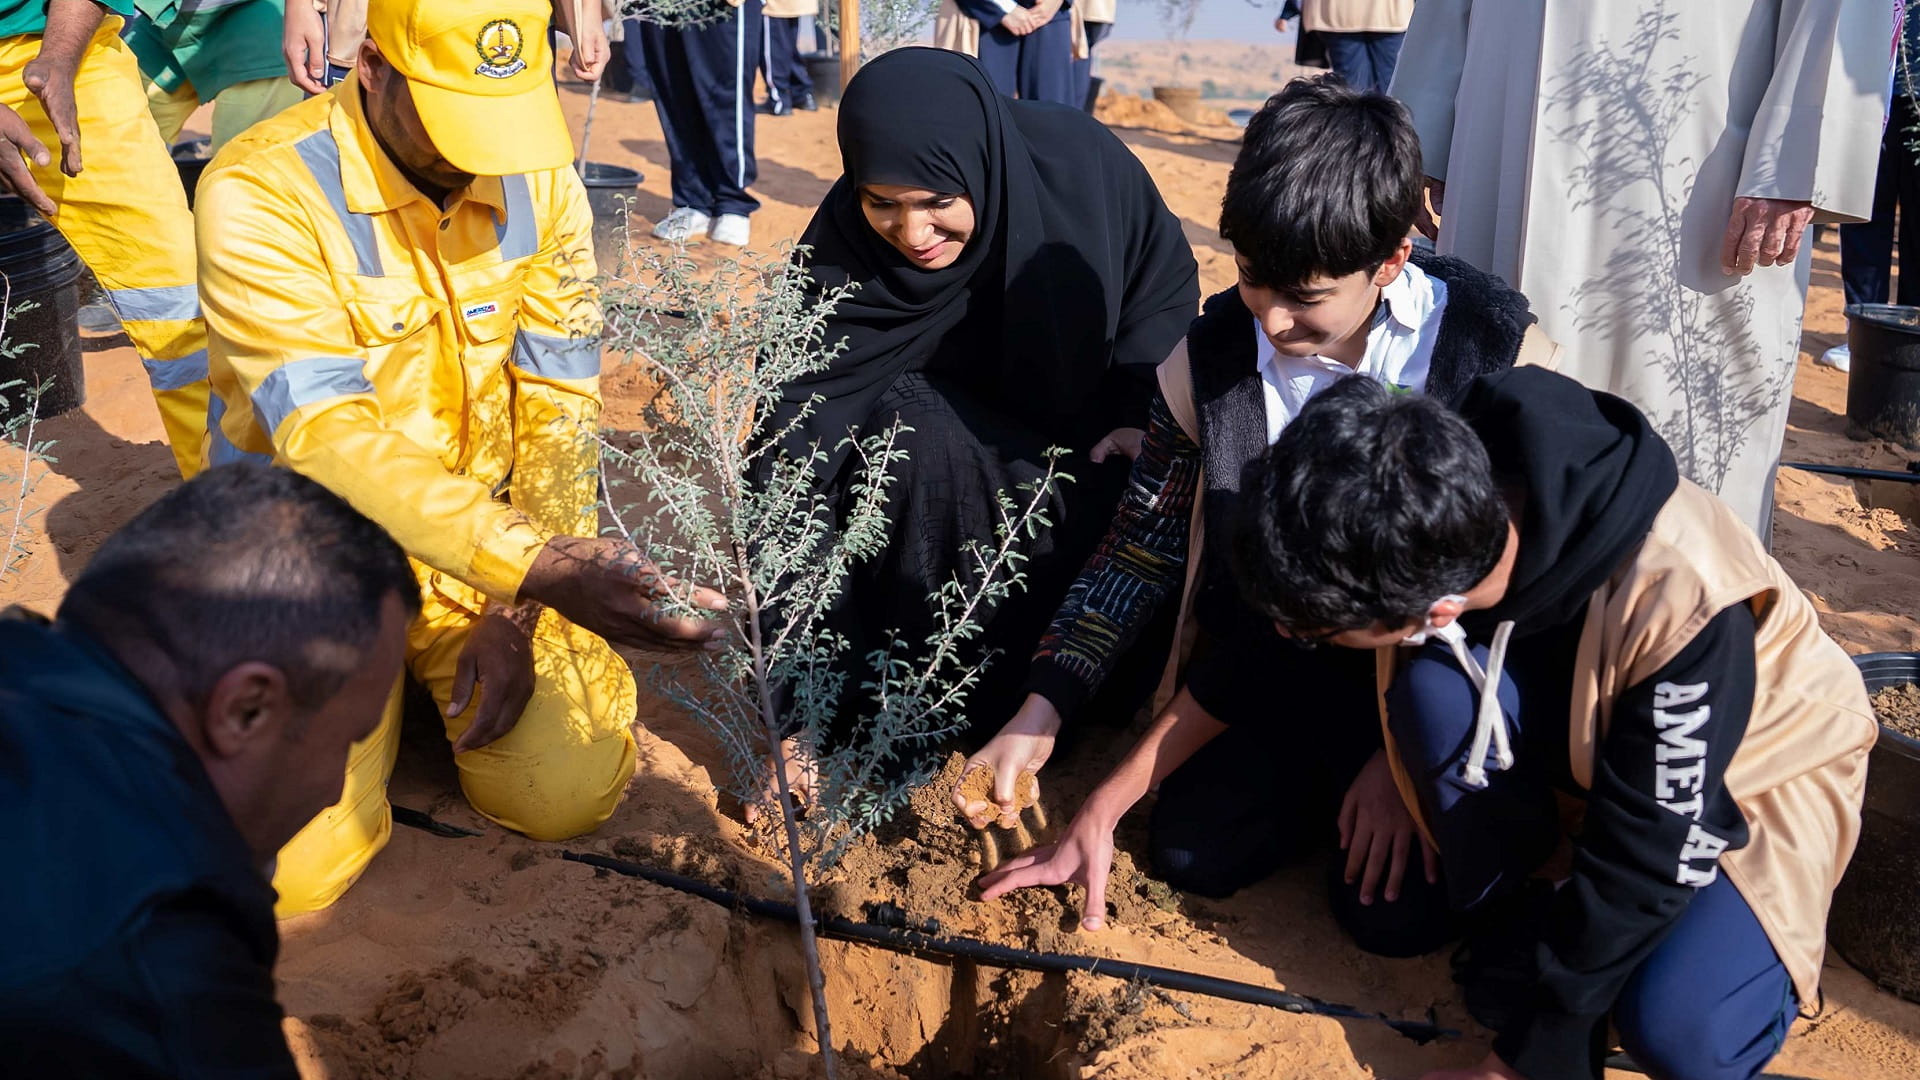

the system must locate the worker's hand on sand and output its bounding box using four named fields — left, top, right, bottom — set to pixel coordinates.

left=520, top=535, right=728, bottom=651
left=1721, top=196, right=1813, bottom=277
left=1418, top=1051, right=1524, bottom=1080
left=1089, top=427, right=1144, bottom=465
left=955, top=694, right=1060, bottom=829
left=1338, top=748, right=1439, bottom=906
left=745, top=735, right=818, bottom=825
left=448, top=609, right=538, bottom=753
left=0, top=104, right=54, bottom=217
left=283, top=1, right=329, bottom=95
left=21, top=53, right=80, bottom=178
left=978, top=810, right=1116, bottom=932
left=1414, top=178, right=1444, bottom=242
